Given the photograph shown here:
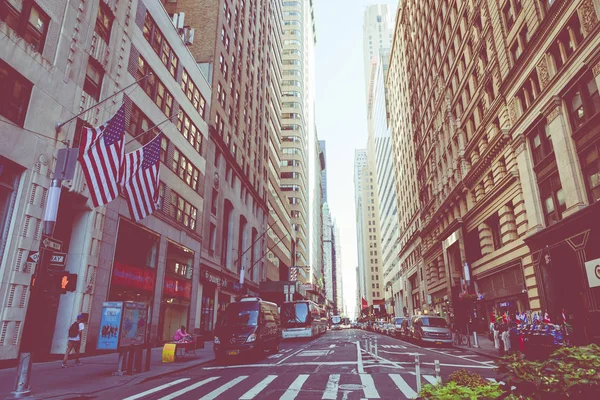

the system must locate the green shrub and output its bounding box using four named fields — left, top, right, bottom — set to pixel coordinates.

left=495, top=344, right=600, bottom=399
left=418, top=381, right=504, bottom=400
